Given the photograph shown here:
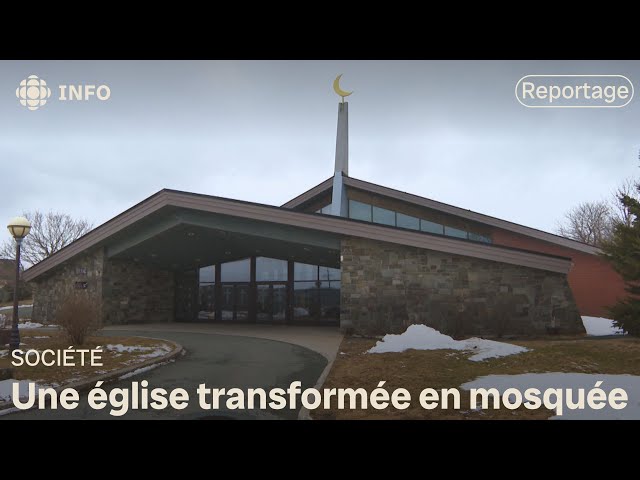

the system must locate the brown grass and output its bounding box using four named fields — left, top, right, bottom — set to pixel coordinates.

left=314, top=335, right=640, bottom=420
left=0, top=330, right=173, bottom=387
